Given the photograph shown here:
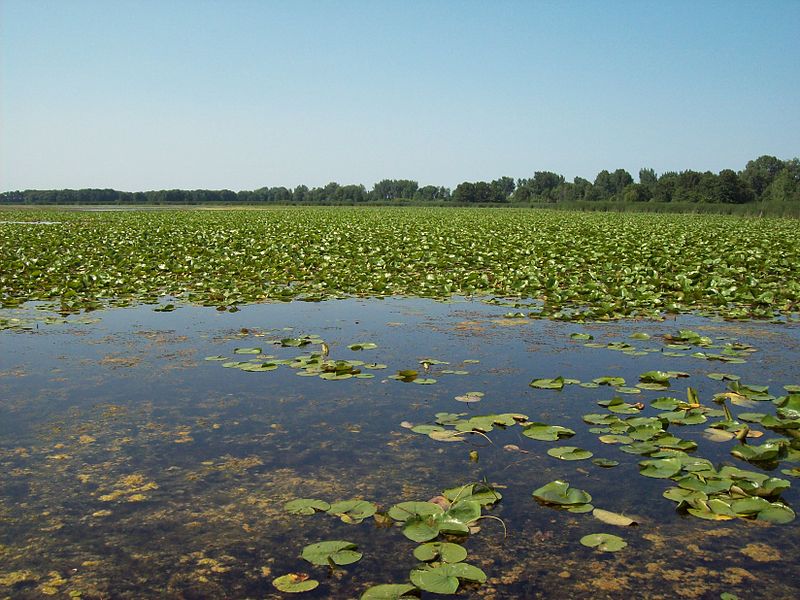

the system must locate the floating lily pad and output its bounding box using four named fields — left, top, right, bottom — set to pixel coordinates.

left=349, top=342, right=378, bottom=351
left=580, top=533, right=627, bottom=552
left=273, top=573, right=319, bottom=593
left=570, top=333, right=593, bottom=340
left=638, top=457, right=682, bottom=479
left=327, top=500, right=377, bottom=523
left=592, top=508, right=638, bottom=527
left=547, top=446, right=593, bottom=461
left=410, top=562, right=486, bottom=595
left=234, top=347, right=262, bottom=354
left=592, top=458, right=620, bottom=468
left=360, top=583, right=419, bottom=600
left=284, top=498, right=331, bottom=515
left=529, top=376, right=566, bottom=390
left=301, top=540, right=362, bottom=566
left=522, top=423, right=576, bottom=441
left=533, top=480, right=592, bottom=507
left=413, top=542, right=468, bottom=563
